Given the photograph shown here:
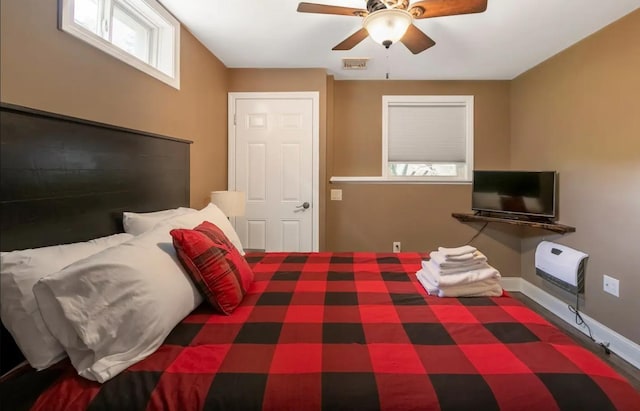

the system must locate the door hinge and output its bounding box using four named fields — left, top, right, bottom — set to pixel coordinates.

left=233, top=113, right=236, bottom=126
